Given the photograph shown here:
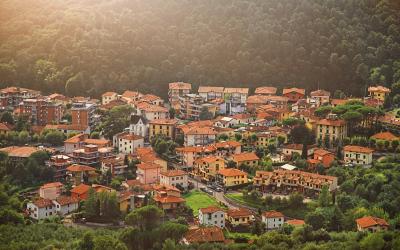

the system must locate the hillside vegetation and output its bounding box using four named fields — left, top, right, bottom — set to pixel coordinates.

left=0, top=0, right=399, bottom=98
